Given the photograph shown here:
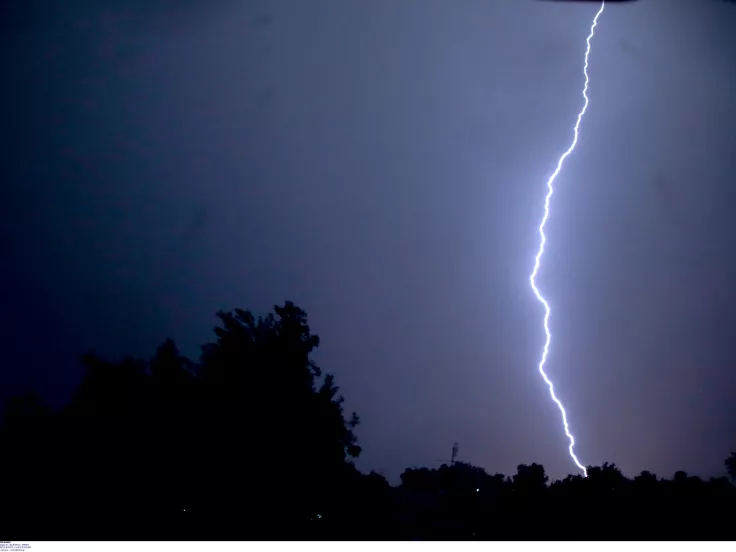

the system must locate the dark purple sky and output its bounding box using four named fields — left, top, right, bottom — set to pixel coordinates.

left=2, top=0, right=736, bottom=483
